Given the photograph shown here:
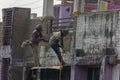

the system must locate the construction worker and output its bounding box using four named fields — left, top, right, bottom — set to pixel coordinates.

left=21, top=24, right=49, bottom=66
left=49, top=30, right=69, bottom=65
left=31, top=24, right=49, bottom=66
